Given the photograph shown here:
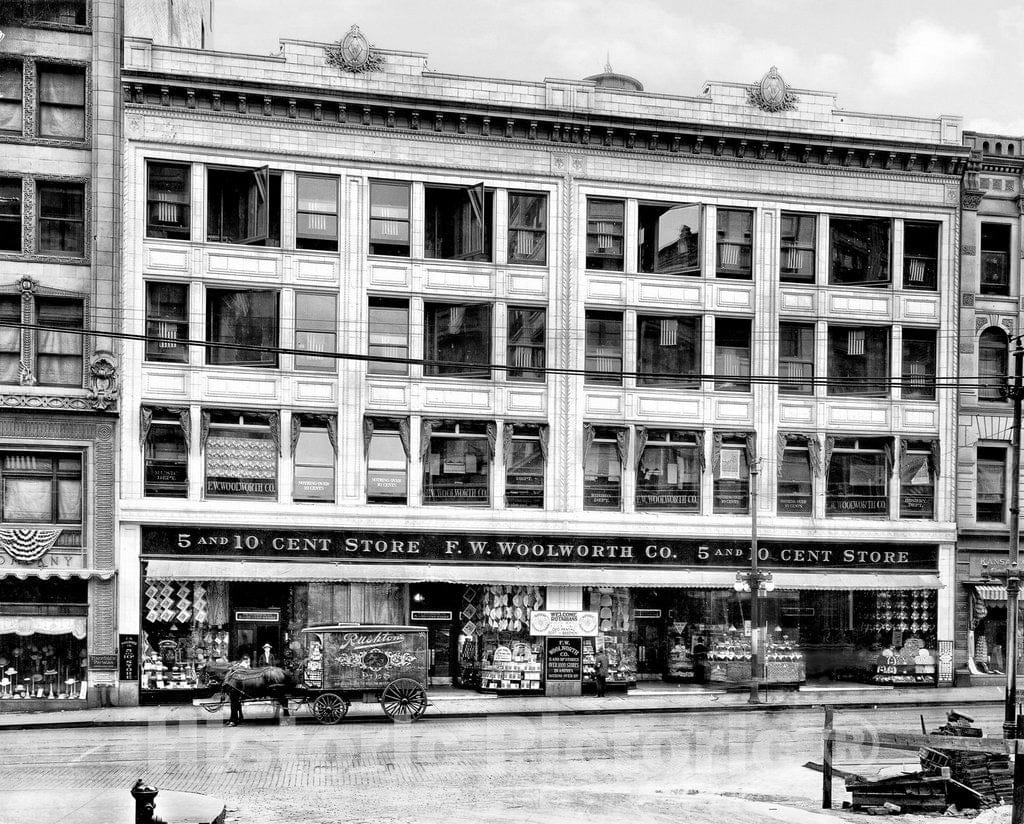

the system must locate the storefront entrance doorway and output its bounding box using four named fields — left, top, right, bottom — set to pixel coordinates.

left=409, top=583, right=461, bottom=686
